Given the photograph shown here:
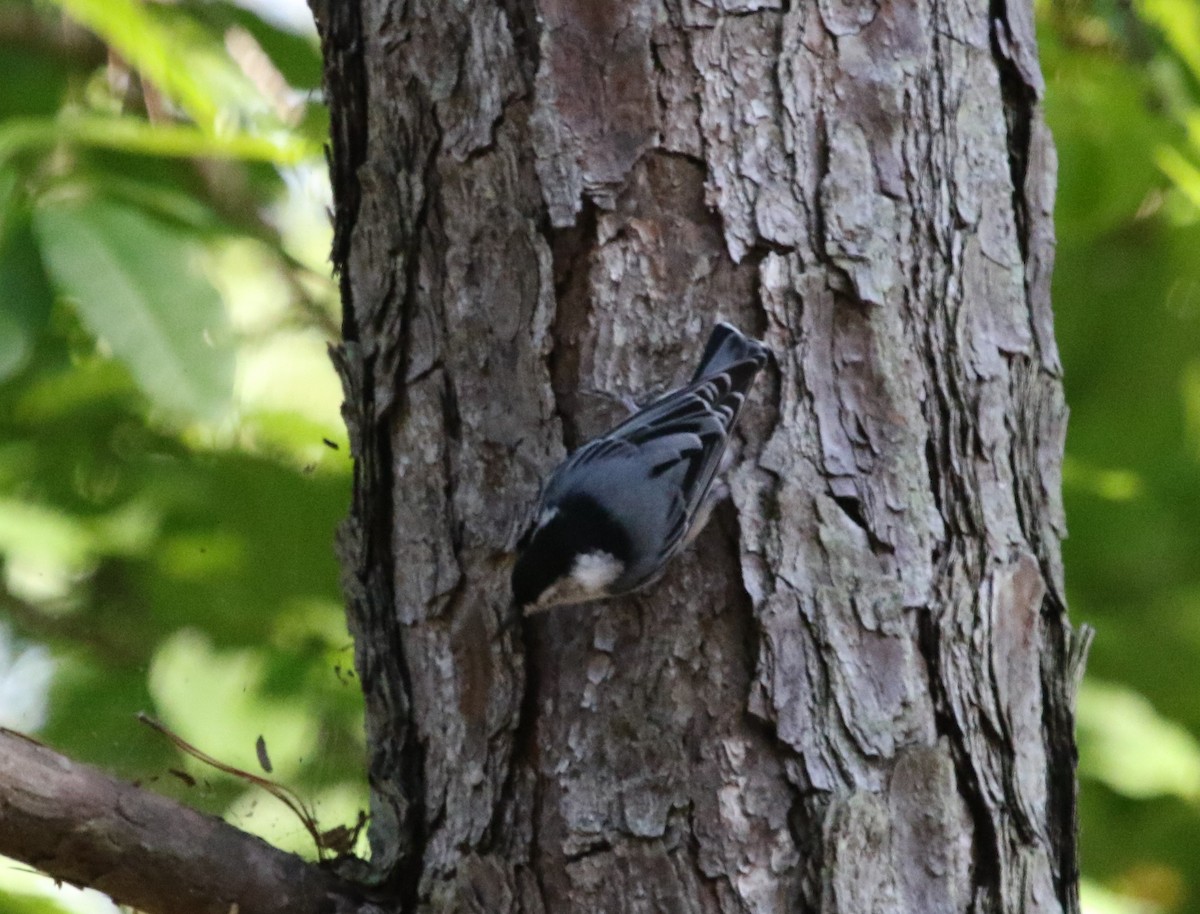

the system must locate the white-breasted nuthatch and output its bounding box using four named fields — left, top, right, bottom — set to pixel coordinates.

left=512, top=322, right=770, bottom=614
